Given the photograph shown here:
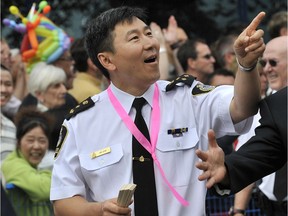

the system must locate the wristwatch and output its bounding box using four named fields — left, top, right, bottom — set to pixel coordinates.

left=228, top=206, right=246, bottom=215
